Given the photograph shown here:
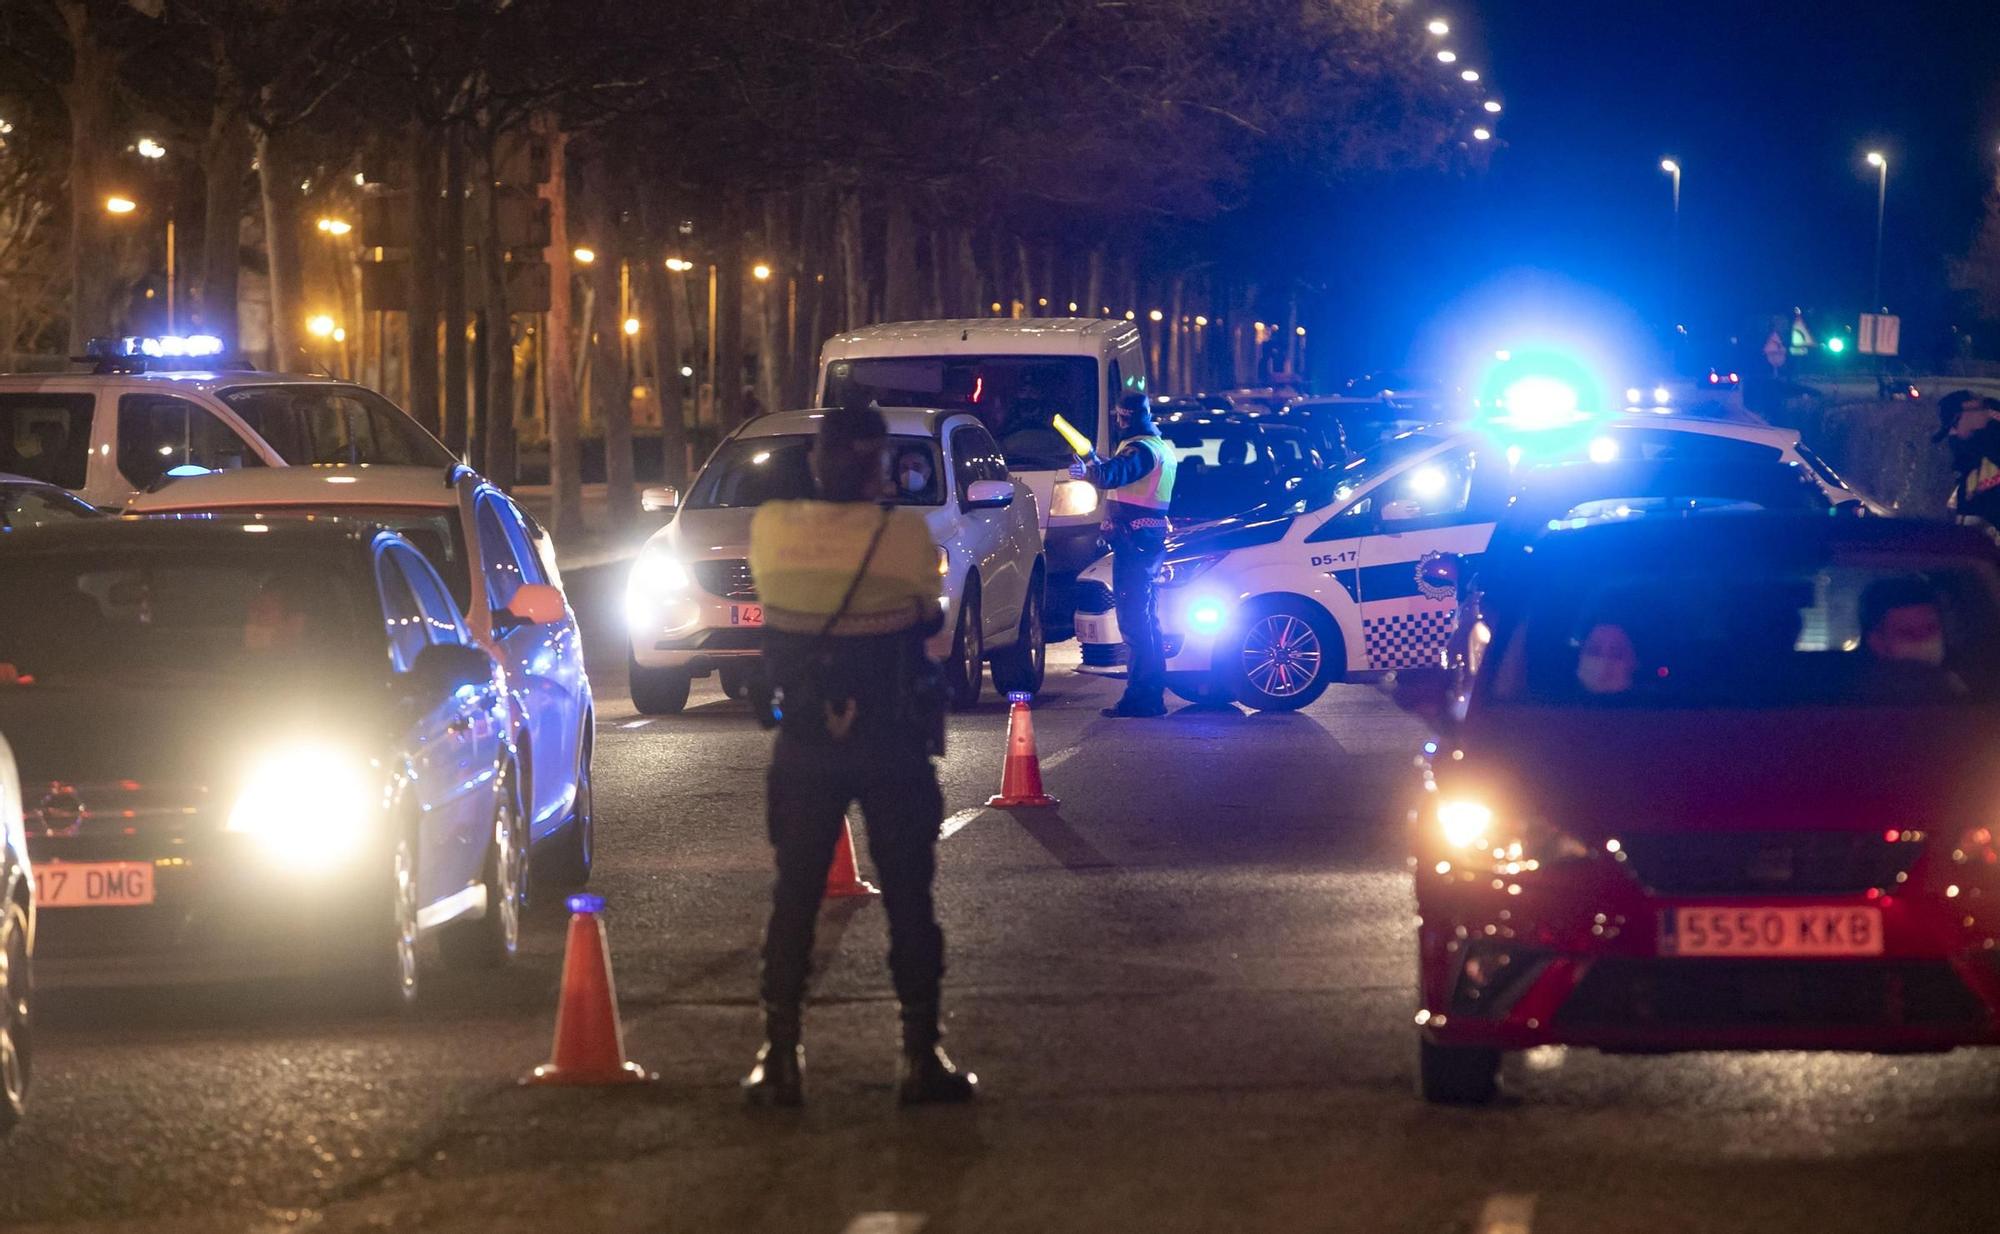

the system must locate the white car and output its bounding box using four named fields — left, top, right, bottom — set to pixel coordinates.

left=0, top=339, right=455, bottom=509
left=626, top=407, right=1046, bottom=714
left=1075, top=414, right=1880, bottom=711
